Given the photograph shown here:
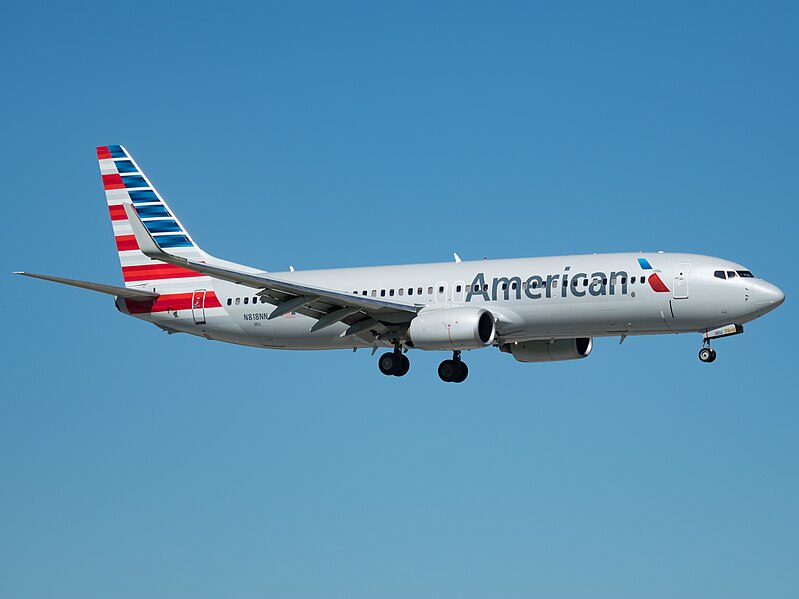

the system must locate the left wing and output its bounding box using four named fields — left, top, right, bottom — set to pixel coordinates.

left=123, top=203, right=418, bottom=336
